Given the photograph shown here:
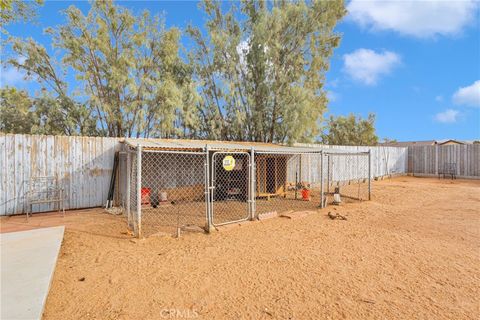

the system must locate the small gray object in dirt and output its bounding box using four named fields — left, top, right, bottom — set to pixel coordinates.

left=328, top=211, right=347, bottom=220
